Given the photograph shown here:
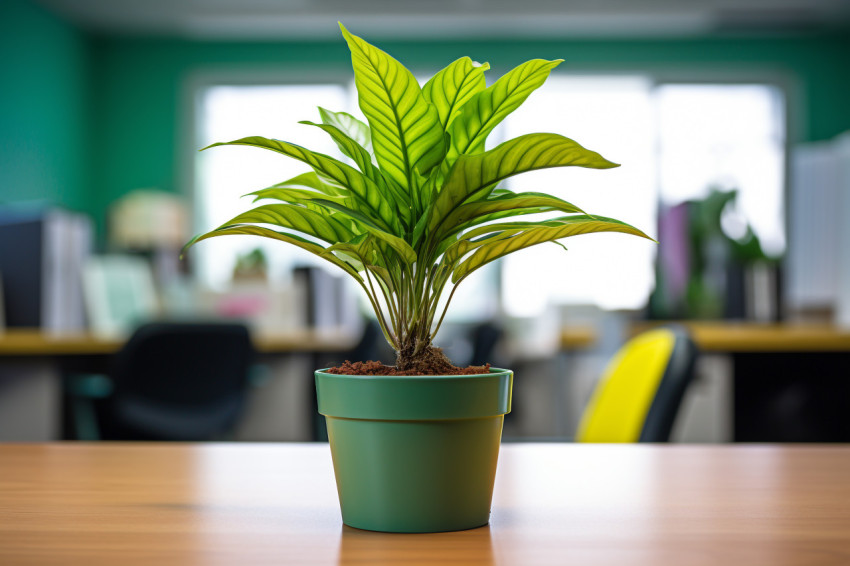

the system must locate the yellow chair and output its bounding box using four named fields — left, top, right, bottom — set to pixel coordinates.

left=576, top=326, right=697, bottom=443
